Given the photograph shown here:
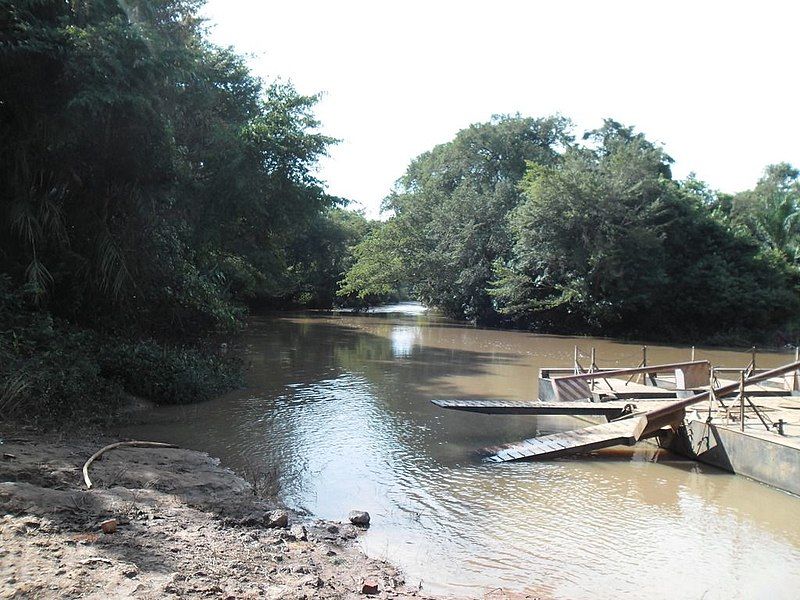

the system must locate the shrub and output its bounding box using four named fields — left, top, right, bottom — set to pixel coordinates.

left=98, top=340, right=242, bottom=405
